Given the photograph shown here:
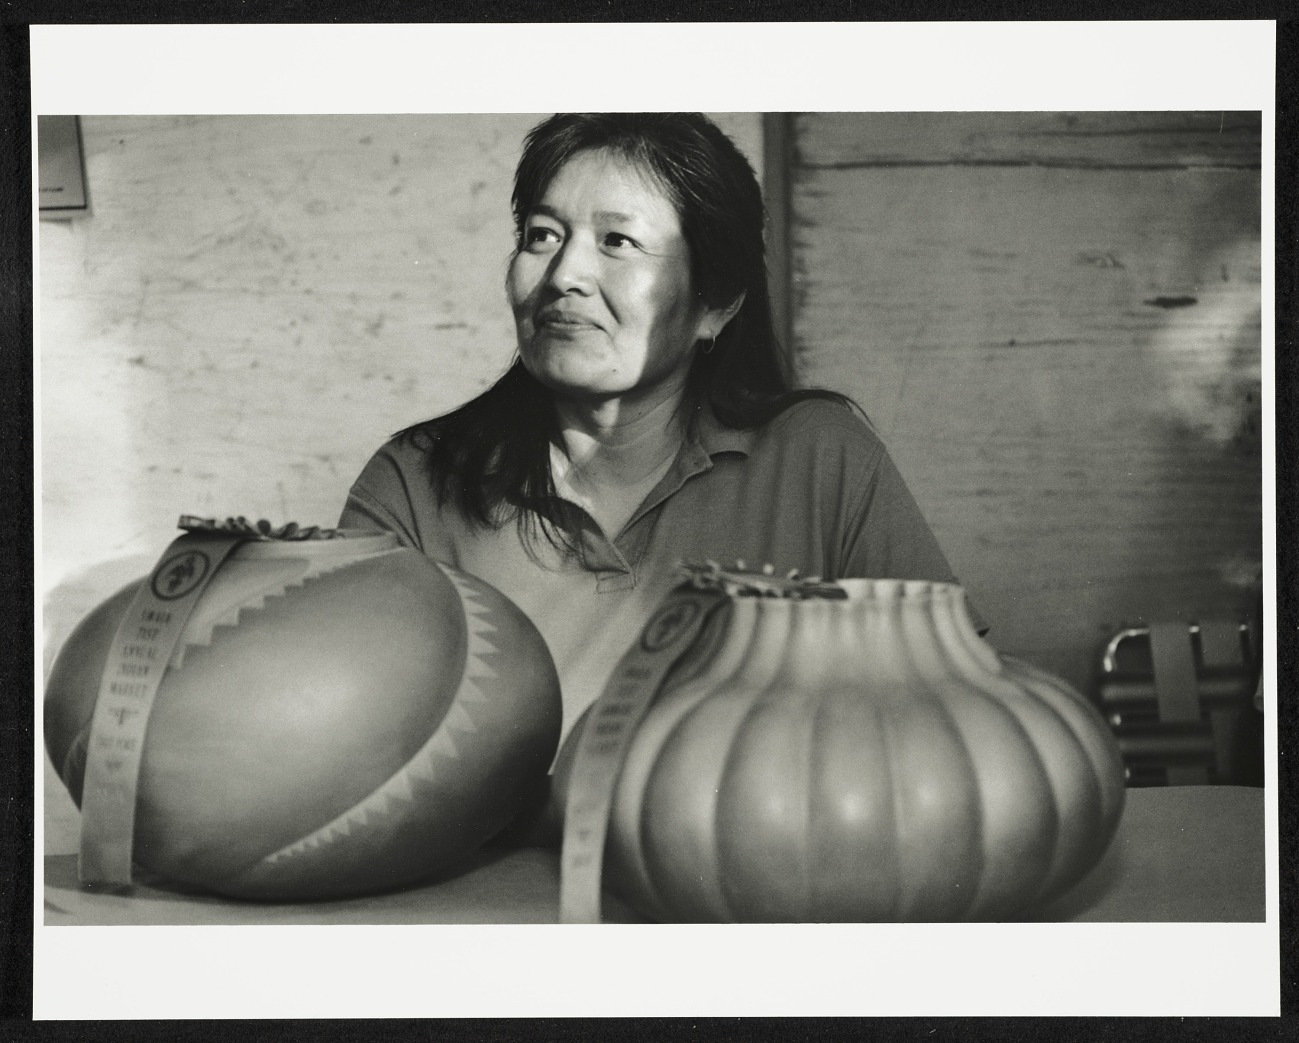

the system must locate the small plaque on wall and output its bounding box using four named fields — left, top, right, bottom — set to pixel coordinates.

left=38, top=115, right=89, bottom=219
